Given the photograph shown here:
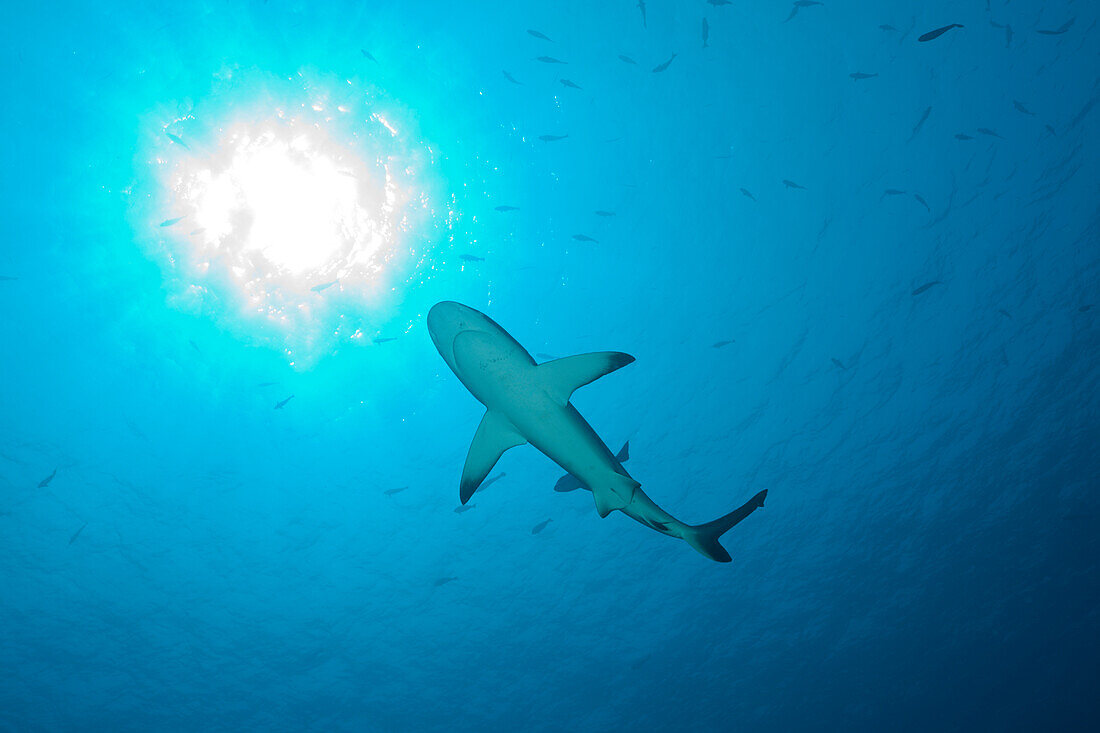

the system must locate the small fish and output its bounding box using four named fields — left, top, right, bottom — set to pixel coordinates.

left=373, top=337, right=397, bottom=344
left=360, top=49, right=377, bottom=62
left=310, top=280, right=338, bottom=293
left=1013, top=100, right=1035, bottom=116
left=189, top=340, right=201, bottom=353
left=257, top=382, right=277, bottom=387
left=740, top=188, right=756, bottom=201
left=850, top=72, right=878, bottom=80
left=879, top=24, right=899, bottom=32
left=1044, top=124, right=1057, bottom=137
left=536, top=56, right=567, bottom=64
left=911, top=281, right=942, bottom=296
left=707, top=0, right=732, bottom=5
left=955, top=133, right=974, bottom=140
left=460, top=254, right=485, bottom=262
left=495, top=205, right=520, bottom=212
left=638, top=0, right=647, bottom=28
left=652, top=53, right=678, bottom=73
left=595, top=210, right=616, bottom=217
left=977, top=127, right=1003, bottom=139
left=918, top=24, right=963, bottom=42
left=618, top=55, right=637, bottom=65
left=713, top=340, right=735, bottom=348
left=560, top=79, right=582, bottom=90
left=159, top=216, right=185, bottom=227
left=908, top=106, right=932, bottom=142
left=166, top=132, right=190, bottom=150
left=882, top=188, right=906, bottom=198
left=37, top=469, right=57, bottom=488
left=189, top=228, right=205, bottom=236
left=532, top=518, right=553, bottom=535
left=539, top=133, right=569, bottom=142
left=1005, top=24, right=1013, bottom=47
left=502, top=70, right=522, bottom=85
left=785, top=1, right=823, bottom=23
left=0, top=275, right=18, bottom=281
left=68, top=523, right=87, bottom=545
left=997, top=309, right=1012, bottom=319
left=1080, top=305, right=1093, bottom=313
left=454, top=504, right=475, bottom=513
left=274, top=395, right=294, bottom=409
left=527, top=29, right=553, bottom=42
left=433, top=577, right=458, bottom=586
left=702, top=18, right=710, bottom=48
left=913, top=193, right=931, bottom=212
left=572, top=234, right=598, bottom=243
left=1037, top=18, right=1075, bottom=36
left=831, top=358, right=846, bottom=370
left=782, top=179, right=806, bottom=190
left=384, top=487, right=408, bottom=496
left=535, top=353, right=557, bottom=361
